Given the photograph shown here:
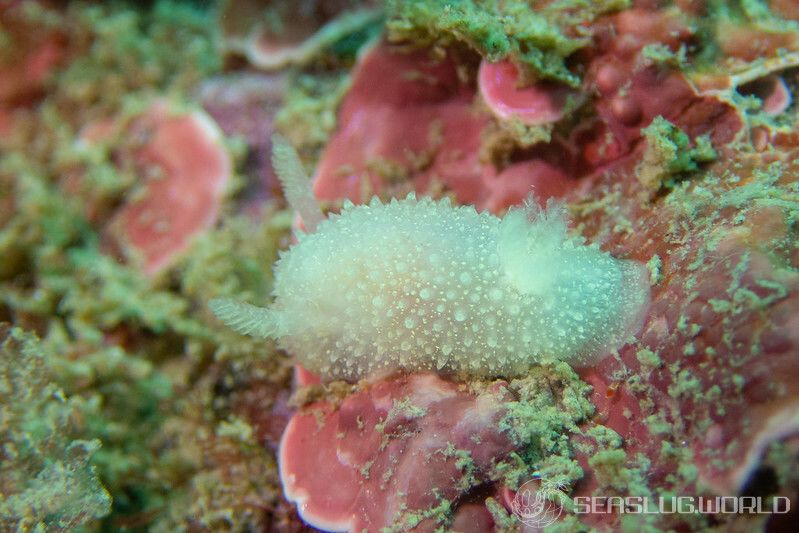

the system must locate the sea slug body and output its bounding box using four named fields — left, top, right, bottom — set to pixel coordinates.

left=211, top=139, right=650, bottom=381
